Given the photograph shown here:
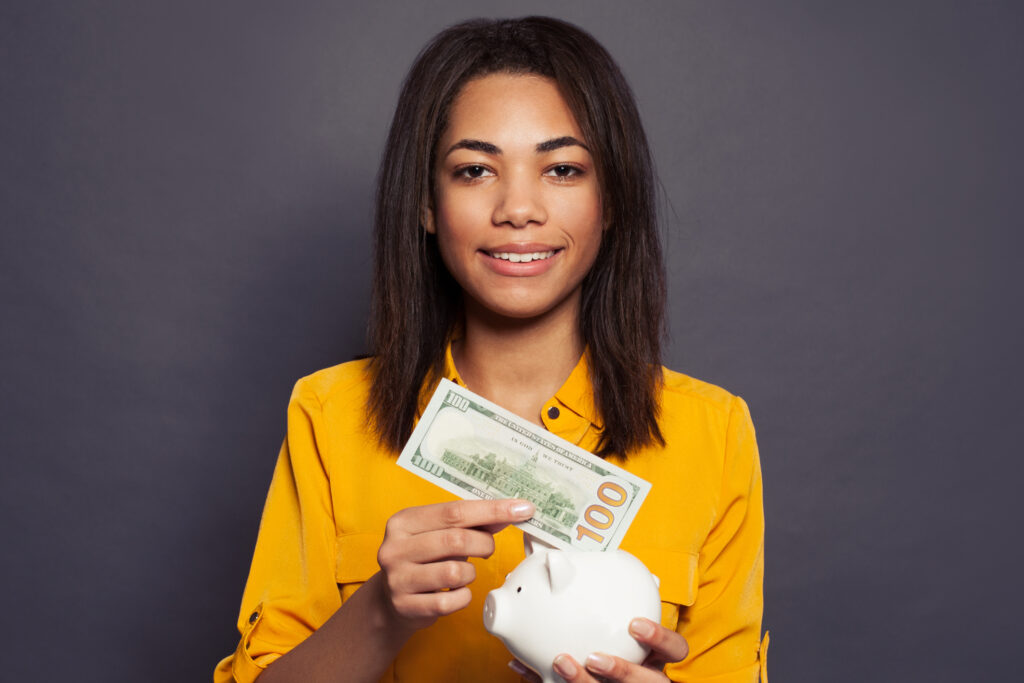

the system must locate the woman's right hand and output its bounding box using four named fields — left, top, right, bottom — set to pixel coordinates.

left=376, top=498, right=535, bottom=631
